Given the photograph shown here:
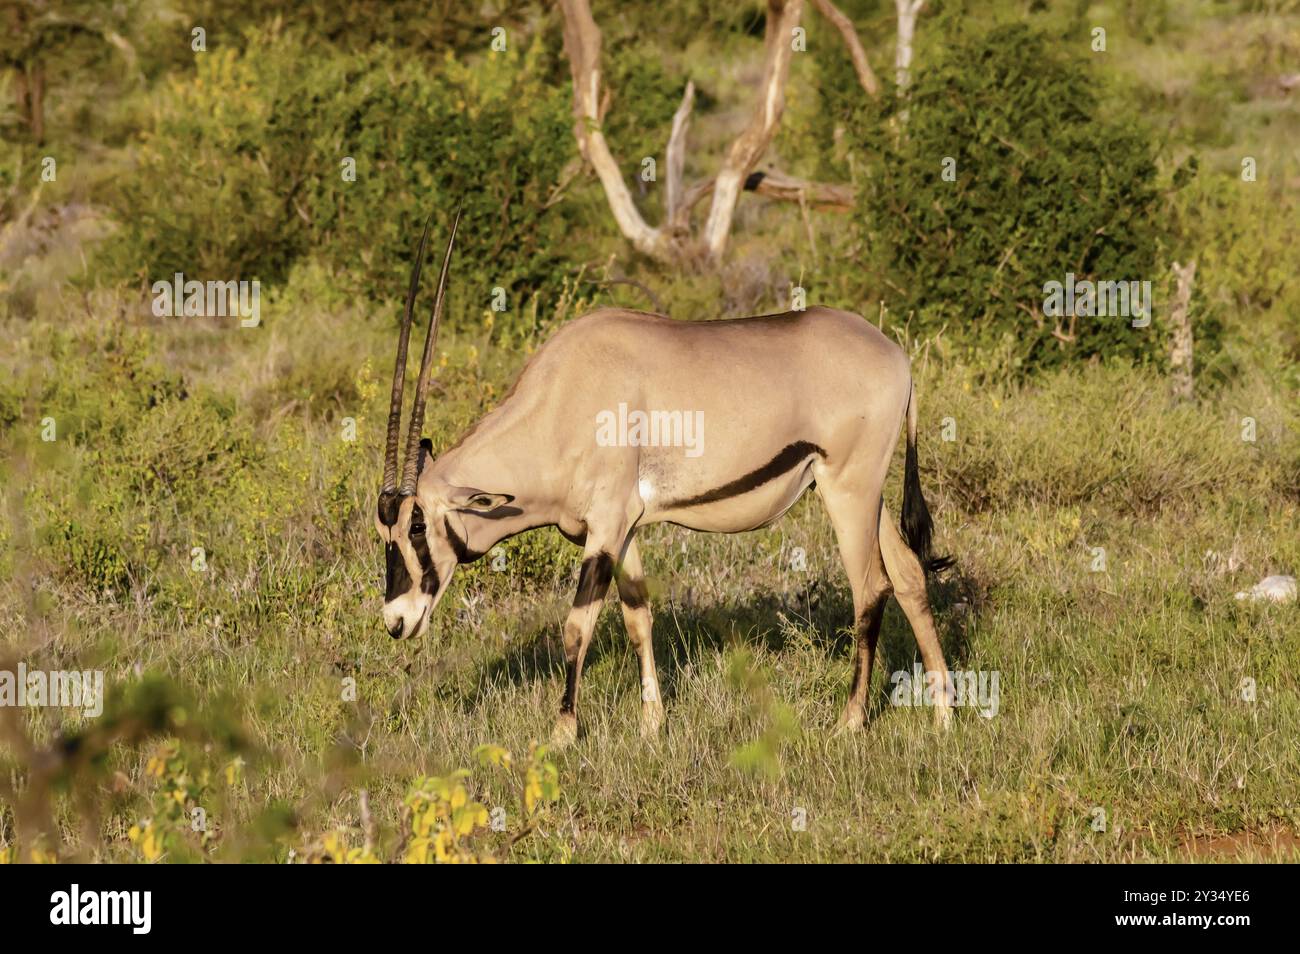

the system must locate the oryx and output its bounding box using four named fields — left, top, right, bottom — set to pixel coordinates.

left=376, top=213, right=955, bottom=744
